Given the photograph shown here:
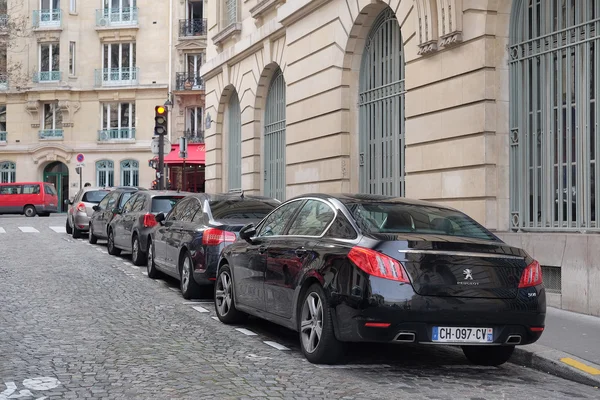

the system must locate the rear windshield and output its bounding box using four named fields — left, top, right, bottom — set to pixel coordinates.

left=152, top=196, right=185, bottom=213
left=209, top=200, right=278, bottom=220
left=82, top=190, right=110, bottom=204
left=345, top=202, right=497, bottom=241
